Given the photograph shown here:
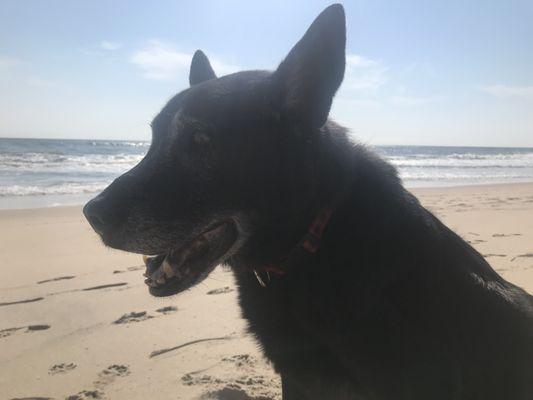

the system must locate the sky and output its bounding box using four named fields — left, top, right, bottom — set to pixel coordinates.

left=1, top=0, right=533, bottom=147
